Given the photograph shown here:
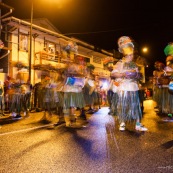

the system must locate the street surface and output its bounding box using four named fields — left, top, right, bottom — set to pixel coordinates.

left=0, top=99, right=173, bottom=173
